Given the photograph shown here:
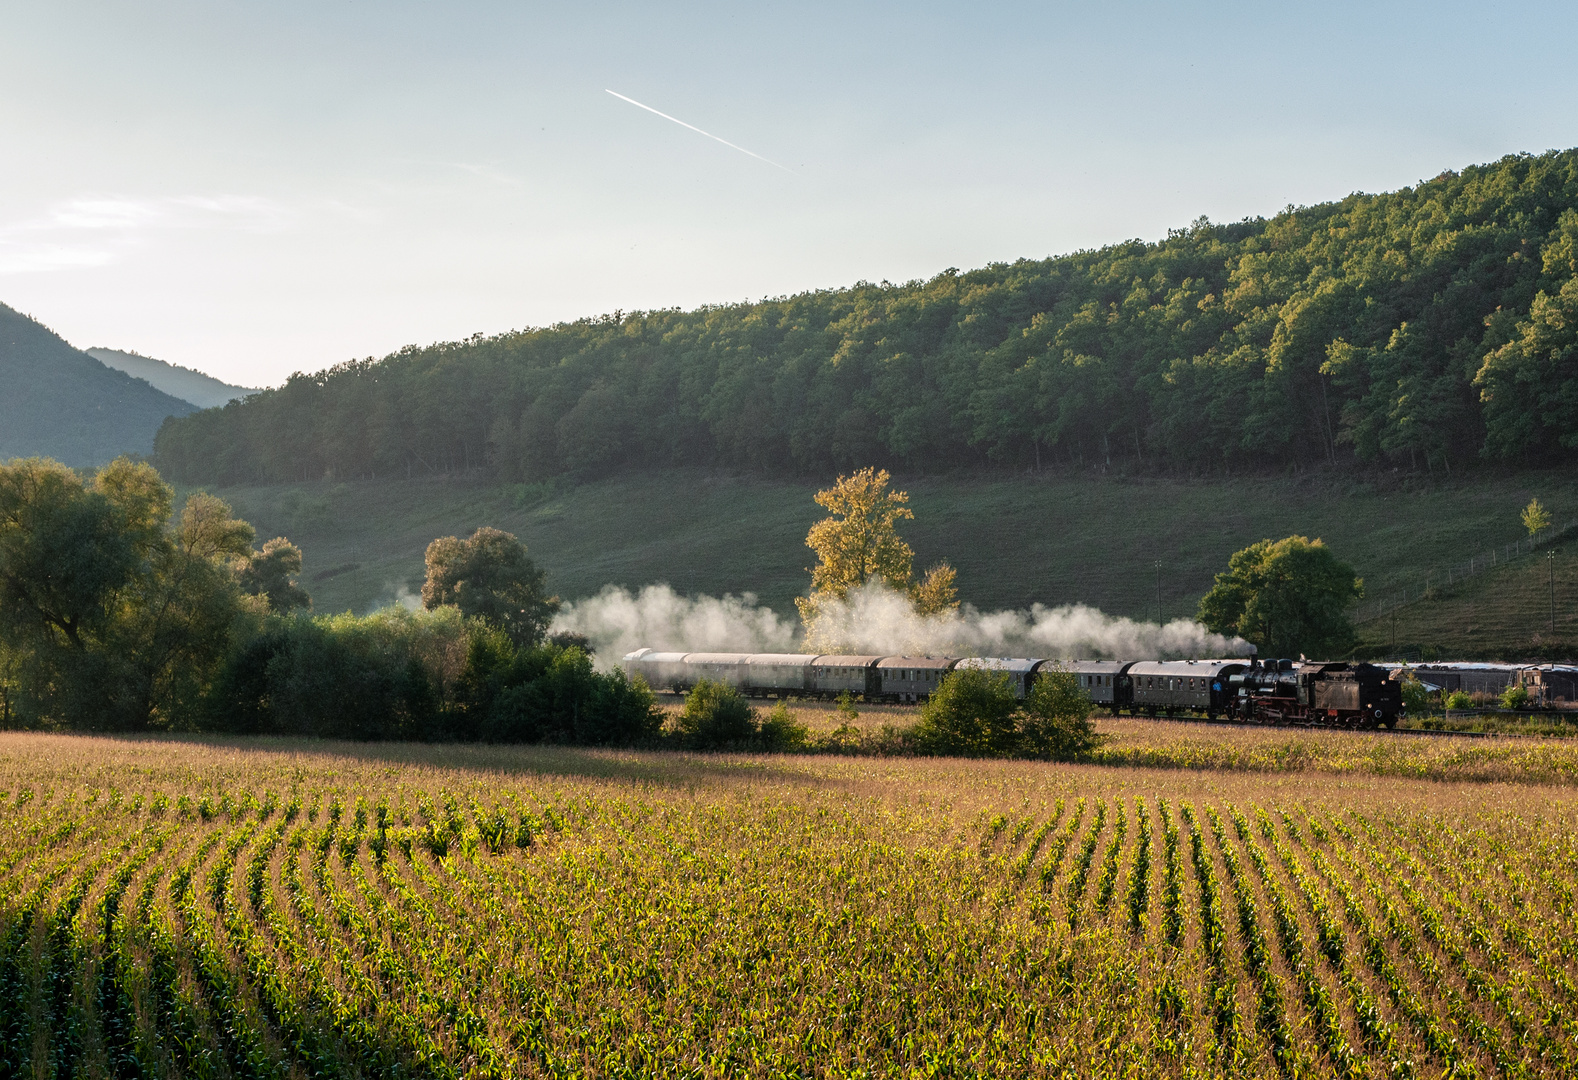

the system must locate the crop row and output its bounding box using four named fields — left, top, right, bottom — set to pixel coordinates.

left=0, top=782, right=1571, bottom=1076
